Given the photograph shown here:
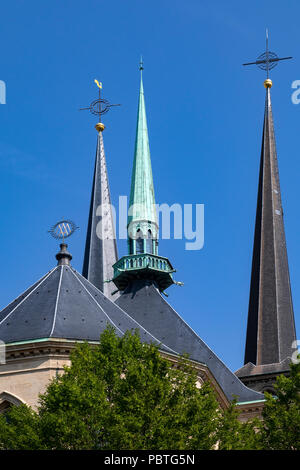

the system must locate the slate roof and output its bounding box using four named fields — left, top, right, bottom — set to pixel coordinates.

left=116, top=280, right=264, bottom=402
left=0, top=253, right=175, bottom=353
left=243, top=86, right=296, bottom=371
